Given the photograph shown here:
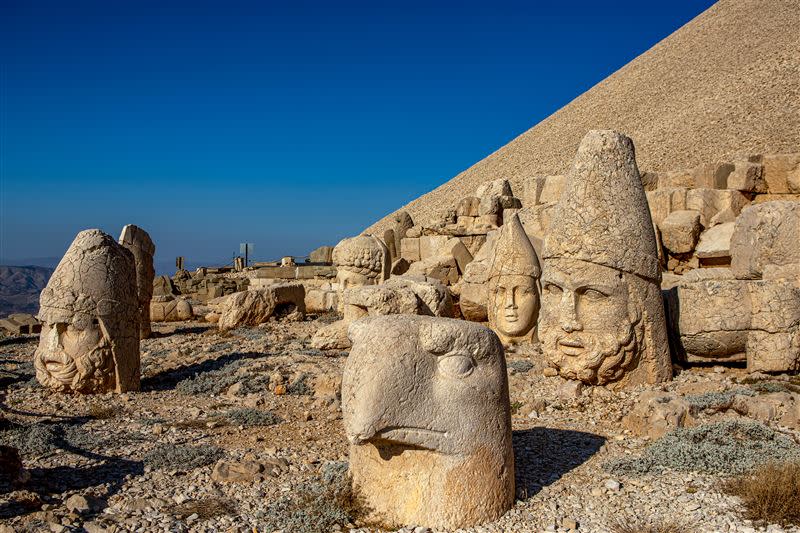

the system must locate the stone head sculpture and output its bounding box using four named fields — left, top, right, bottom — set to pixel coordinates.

left=487, top=213, right=541, bottom=347
left=332, top=234, right=390, bottom=308
left=35, top=229, right=140, bottom=393
left=118, top=224, right=155, bottom=339
left=539, top=130, right=671, bottom=388
left=343, top=315, right=514, bottom=529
